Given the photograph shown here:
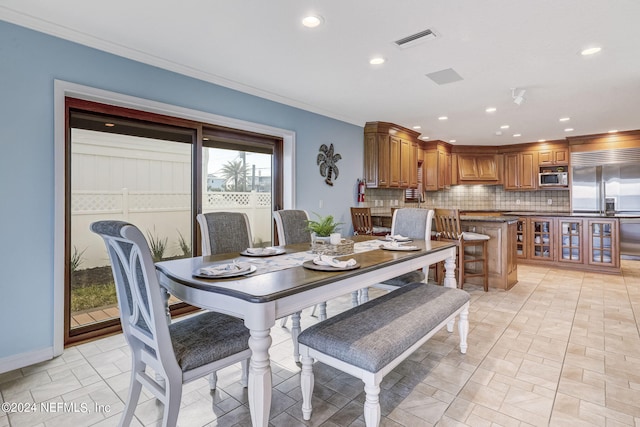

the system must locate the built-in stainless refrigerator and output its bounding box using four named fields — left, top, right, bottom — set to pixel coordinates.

left=572, top=149, right=640, bottom=259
